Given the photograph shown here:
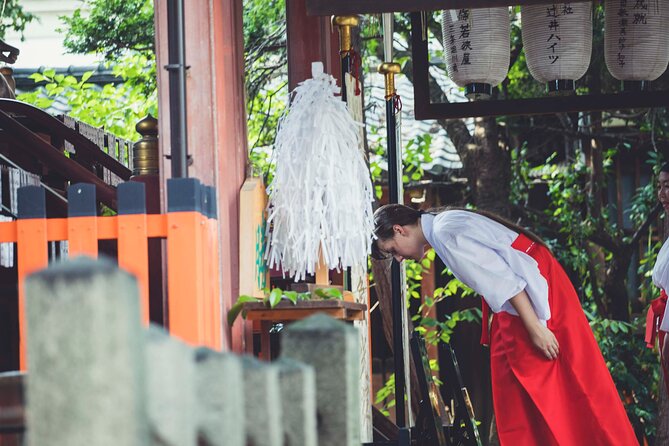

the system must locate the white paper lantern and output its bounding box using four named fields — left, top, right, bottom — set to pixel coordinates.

left=522, top=2, right=593, bottom=92
left=605, top=0, right=669, bottom=91
left=441, top=8, right=510, bottom=100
